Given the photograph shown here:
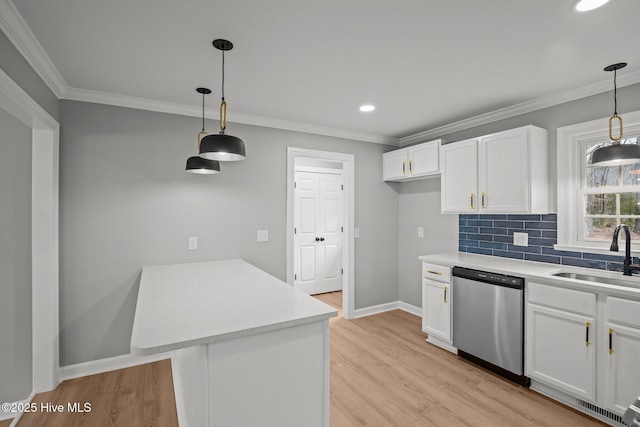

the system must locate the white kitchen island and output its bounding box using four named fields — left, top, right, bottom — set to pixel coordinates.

left=130, top=259, right=337, bottom=427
